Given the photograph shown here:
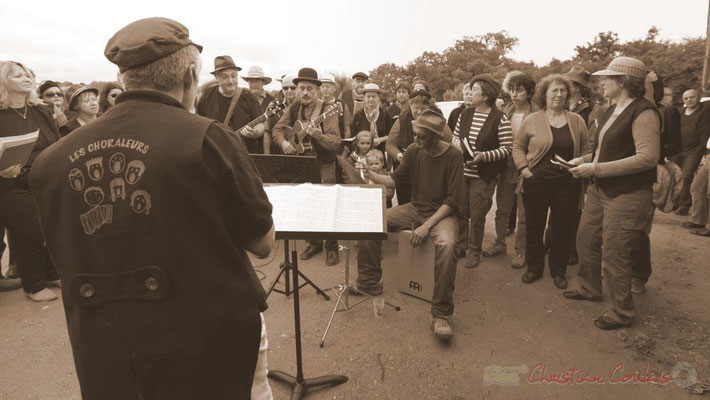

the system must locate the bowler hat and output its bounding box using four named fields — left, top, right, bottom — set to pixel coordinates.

left=211, top=55, right=241, bottom=74
left=362, top=83, right=382, bottom=94
left=471, top=74, right=501, bottom=98
left=66, top=85, right=99, bottom=111
left=412, top=109, right=446, bottom=138
left=592, top=57, right=647, bottom=80
left=105, top=17, right=202, bottom=73
left=564, top=64, right=592, bottom=88
left=293, top=67, right=321, bottom=86
left=242, top=66, right=271, bottom=84
left=37, top=80, right=61, bottom=96
left=352, top=72, right=368, bottom=80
